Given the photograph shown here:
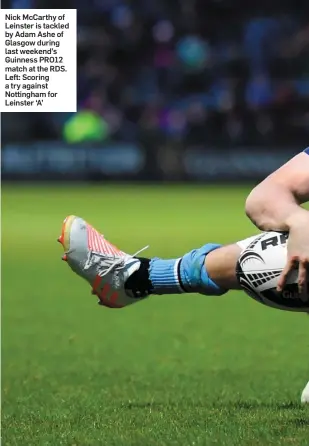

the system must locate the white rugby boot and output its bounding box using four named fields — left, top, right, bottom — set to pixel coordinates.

left=301, top=381, right=309, bottom=403
left=57, top=215, right=148, bottom=308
